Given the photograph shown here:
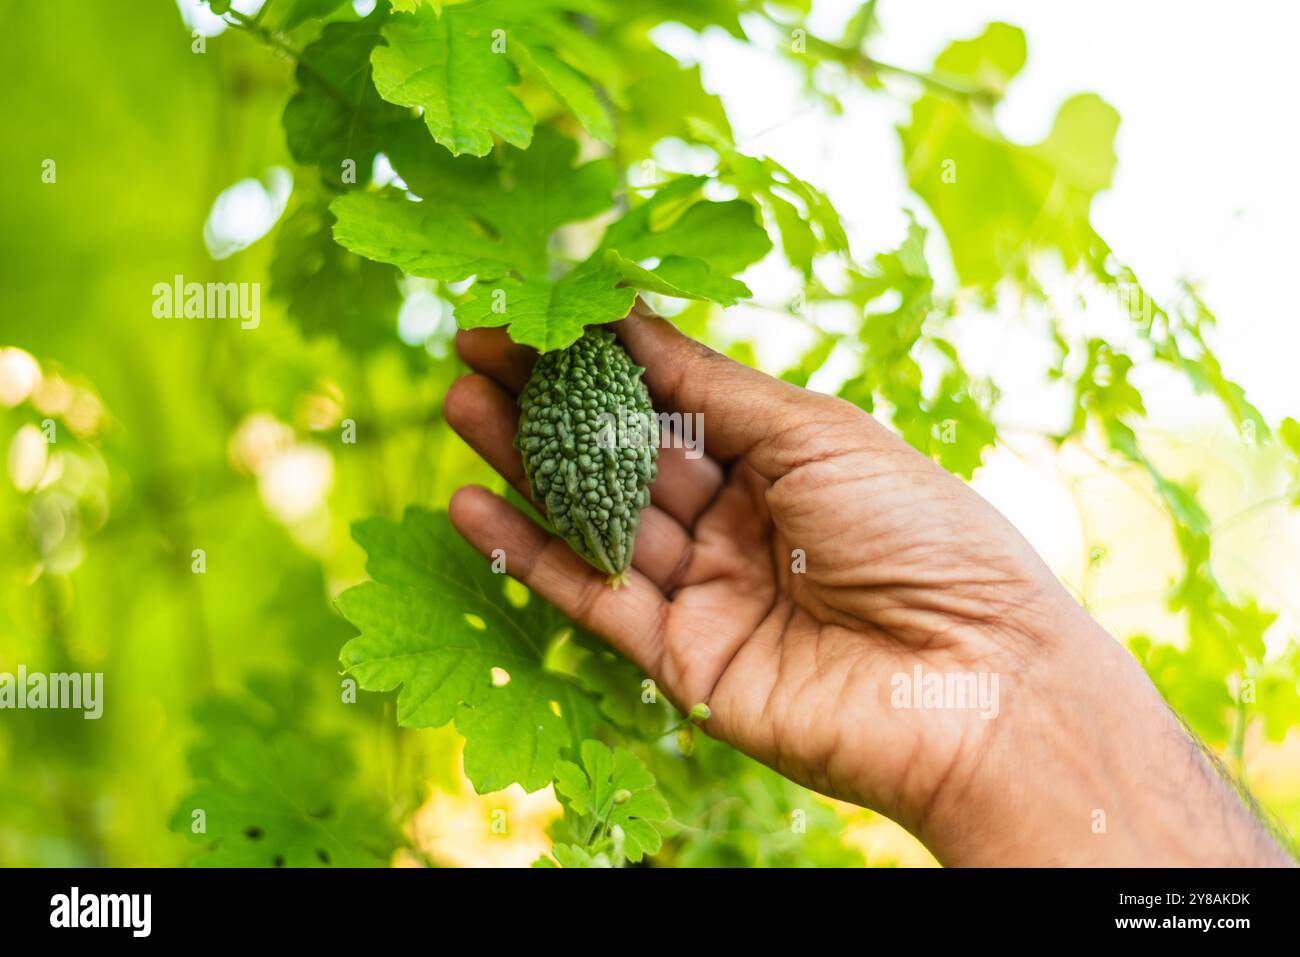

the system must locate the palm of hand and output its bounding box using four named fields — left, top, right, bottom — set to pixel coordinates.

left=654, top=430, right=1057, bottom=827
